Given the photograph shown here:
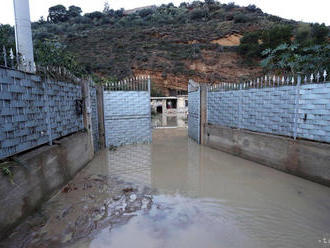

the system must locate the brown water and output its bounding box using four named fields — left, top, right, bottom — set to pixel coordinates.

left=2, top=128, right=330, bottom=248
